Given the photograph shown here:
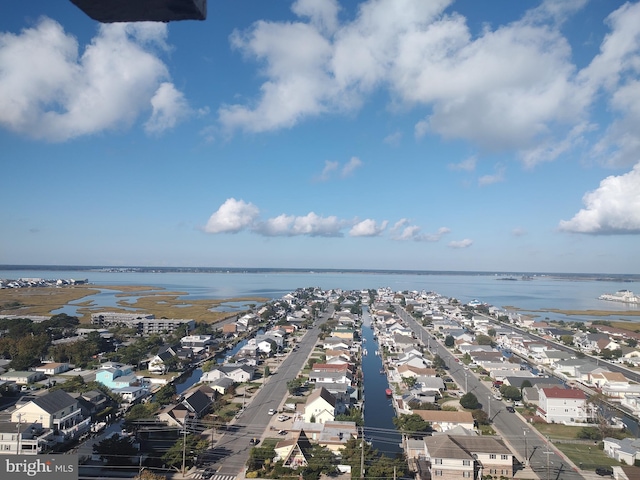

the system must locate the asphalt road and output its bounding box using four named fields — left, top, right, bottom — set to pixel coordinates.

left=396, top=307, right=588, bottom=480
left=206, top=308, right=332, bottom=477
